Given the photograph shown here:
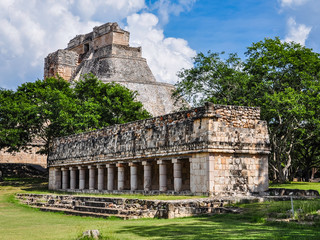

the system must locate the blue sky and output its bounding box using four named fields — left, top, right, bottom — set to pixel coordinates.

left=0, top=0, right=318, bottom=90
left=166, top=1, right=286, bottom=55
